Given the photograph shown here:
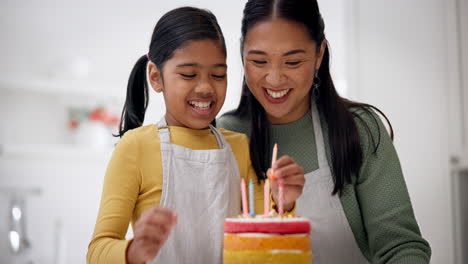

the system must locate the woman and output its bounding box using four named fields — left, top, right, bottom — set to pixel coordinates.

left=217, top=0, right=431, bottom=263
